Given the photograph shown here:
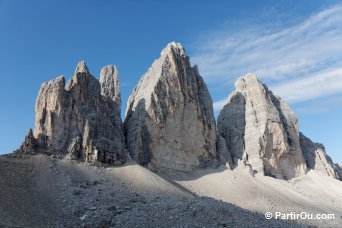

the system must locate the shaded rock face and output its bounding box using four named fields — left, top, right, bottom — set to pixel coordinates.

left=124, top=42, right=217, bottom=171
left=336, top=164, right=342, bottom=180
left=299, top=132, right=340, bottom=180
left=19, top=129, right=38, bottom=154
left=216, top=91, right=245, bottom=168
left=21, top=61, right=126, bottom=165
left=218, top=74, right=307, bottom=179
left=216, top=135, right=233, bottom=169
